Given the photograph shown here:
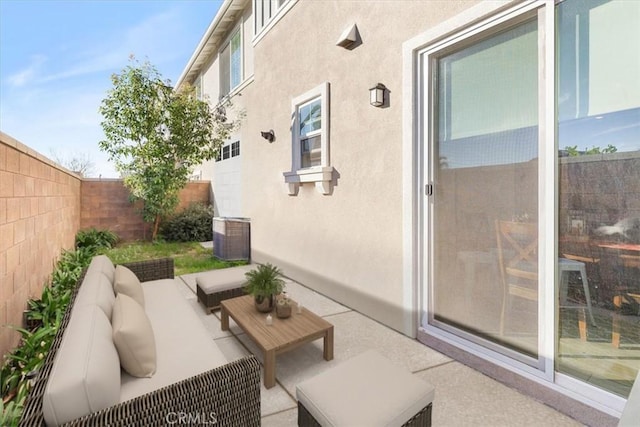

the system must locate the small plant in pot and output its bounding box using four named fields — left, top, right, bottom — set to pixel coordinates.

left=244, top=263, right=285, bottom=313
